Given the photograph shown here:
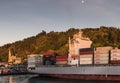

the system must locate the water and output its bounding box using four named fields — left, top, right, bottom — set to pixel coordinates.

left=0, top=75, right=120, bottom=83
left=0, top=75, right=35, bottom=83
